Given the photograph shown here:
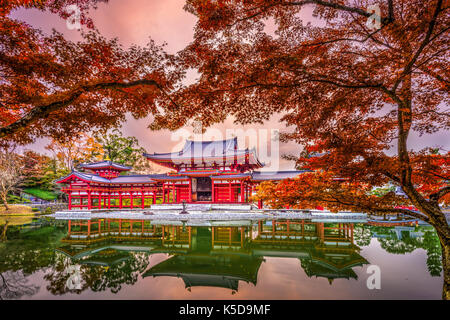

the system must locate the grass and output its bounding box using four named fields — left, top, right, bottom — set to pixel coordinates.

left=23, top=188, right=57, bottom=201
left=0, top=204, right=34, bottom=215
left=0, top=215, right=34, bottom=226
